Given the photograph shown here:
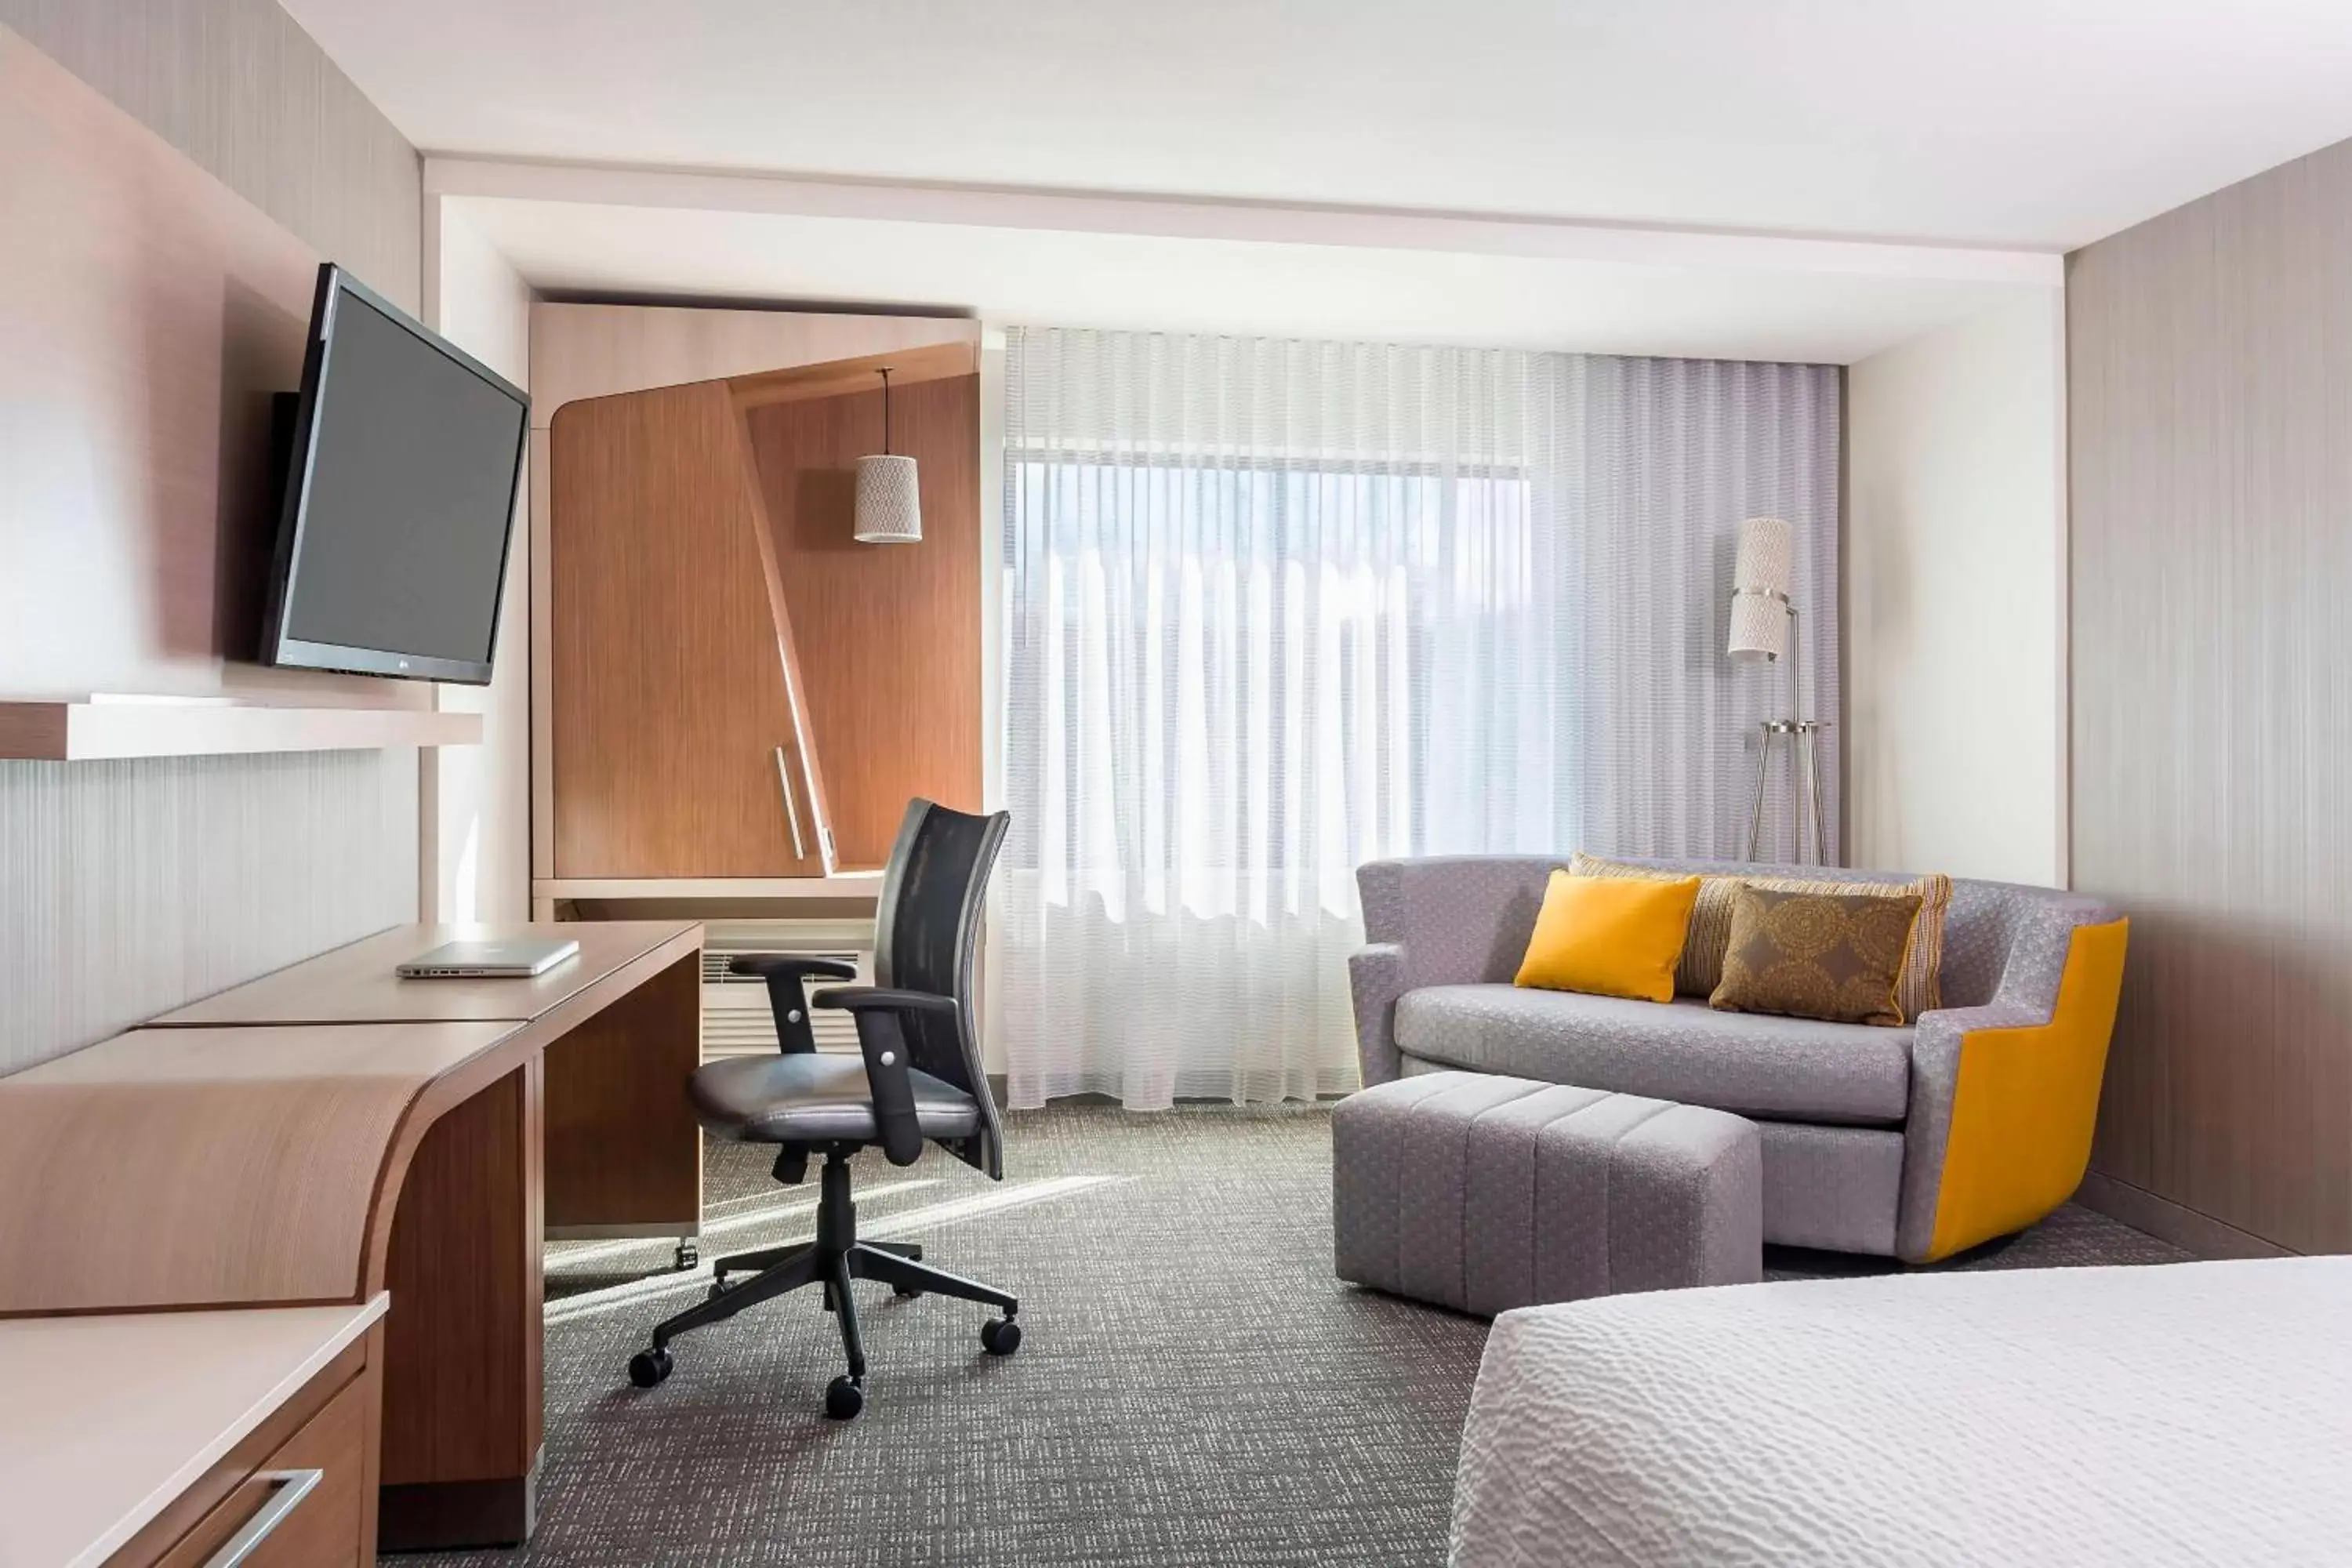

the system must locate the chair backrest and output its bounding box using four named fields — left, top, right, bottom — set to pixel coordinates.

left=873, top=798, right=1011, bottom=1176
